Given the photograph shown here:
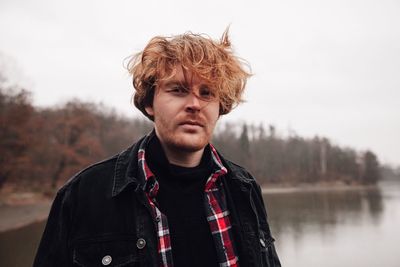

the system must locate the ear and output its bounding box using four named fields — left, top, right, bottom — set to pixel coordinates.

left=145, top=105, right=154, bottom=116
